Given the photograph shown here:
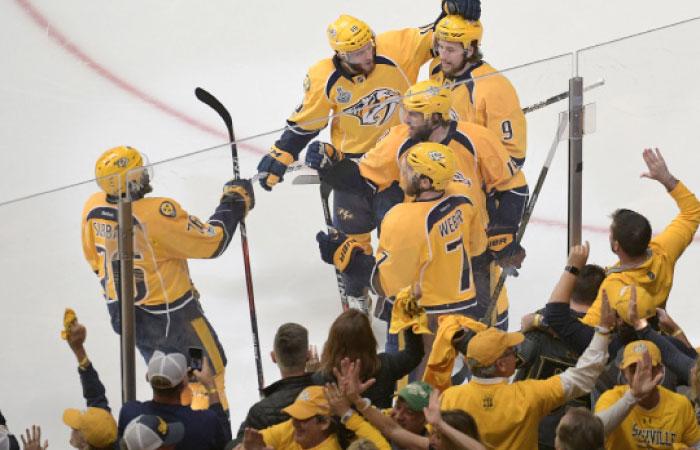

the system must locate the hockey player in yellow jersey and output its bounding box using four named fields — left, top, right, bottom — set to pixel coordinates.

left=582, top=148, right=700, bottom=326
left=310, top=80, right=517, bottom=327
left=316, top=143, right=487, bottom=372
left=82, top=146, right=255, bottom=411
left=440, top=242, right=613, bottom=450
left=256, top=14, right=436, bottom=191
left=430, top=14, right=529, bottom=271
